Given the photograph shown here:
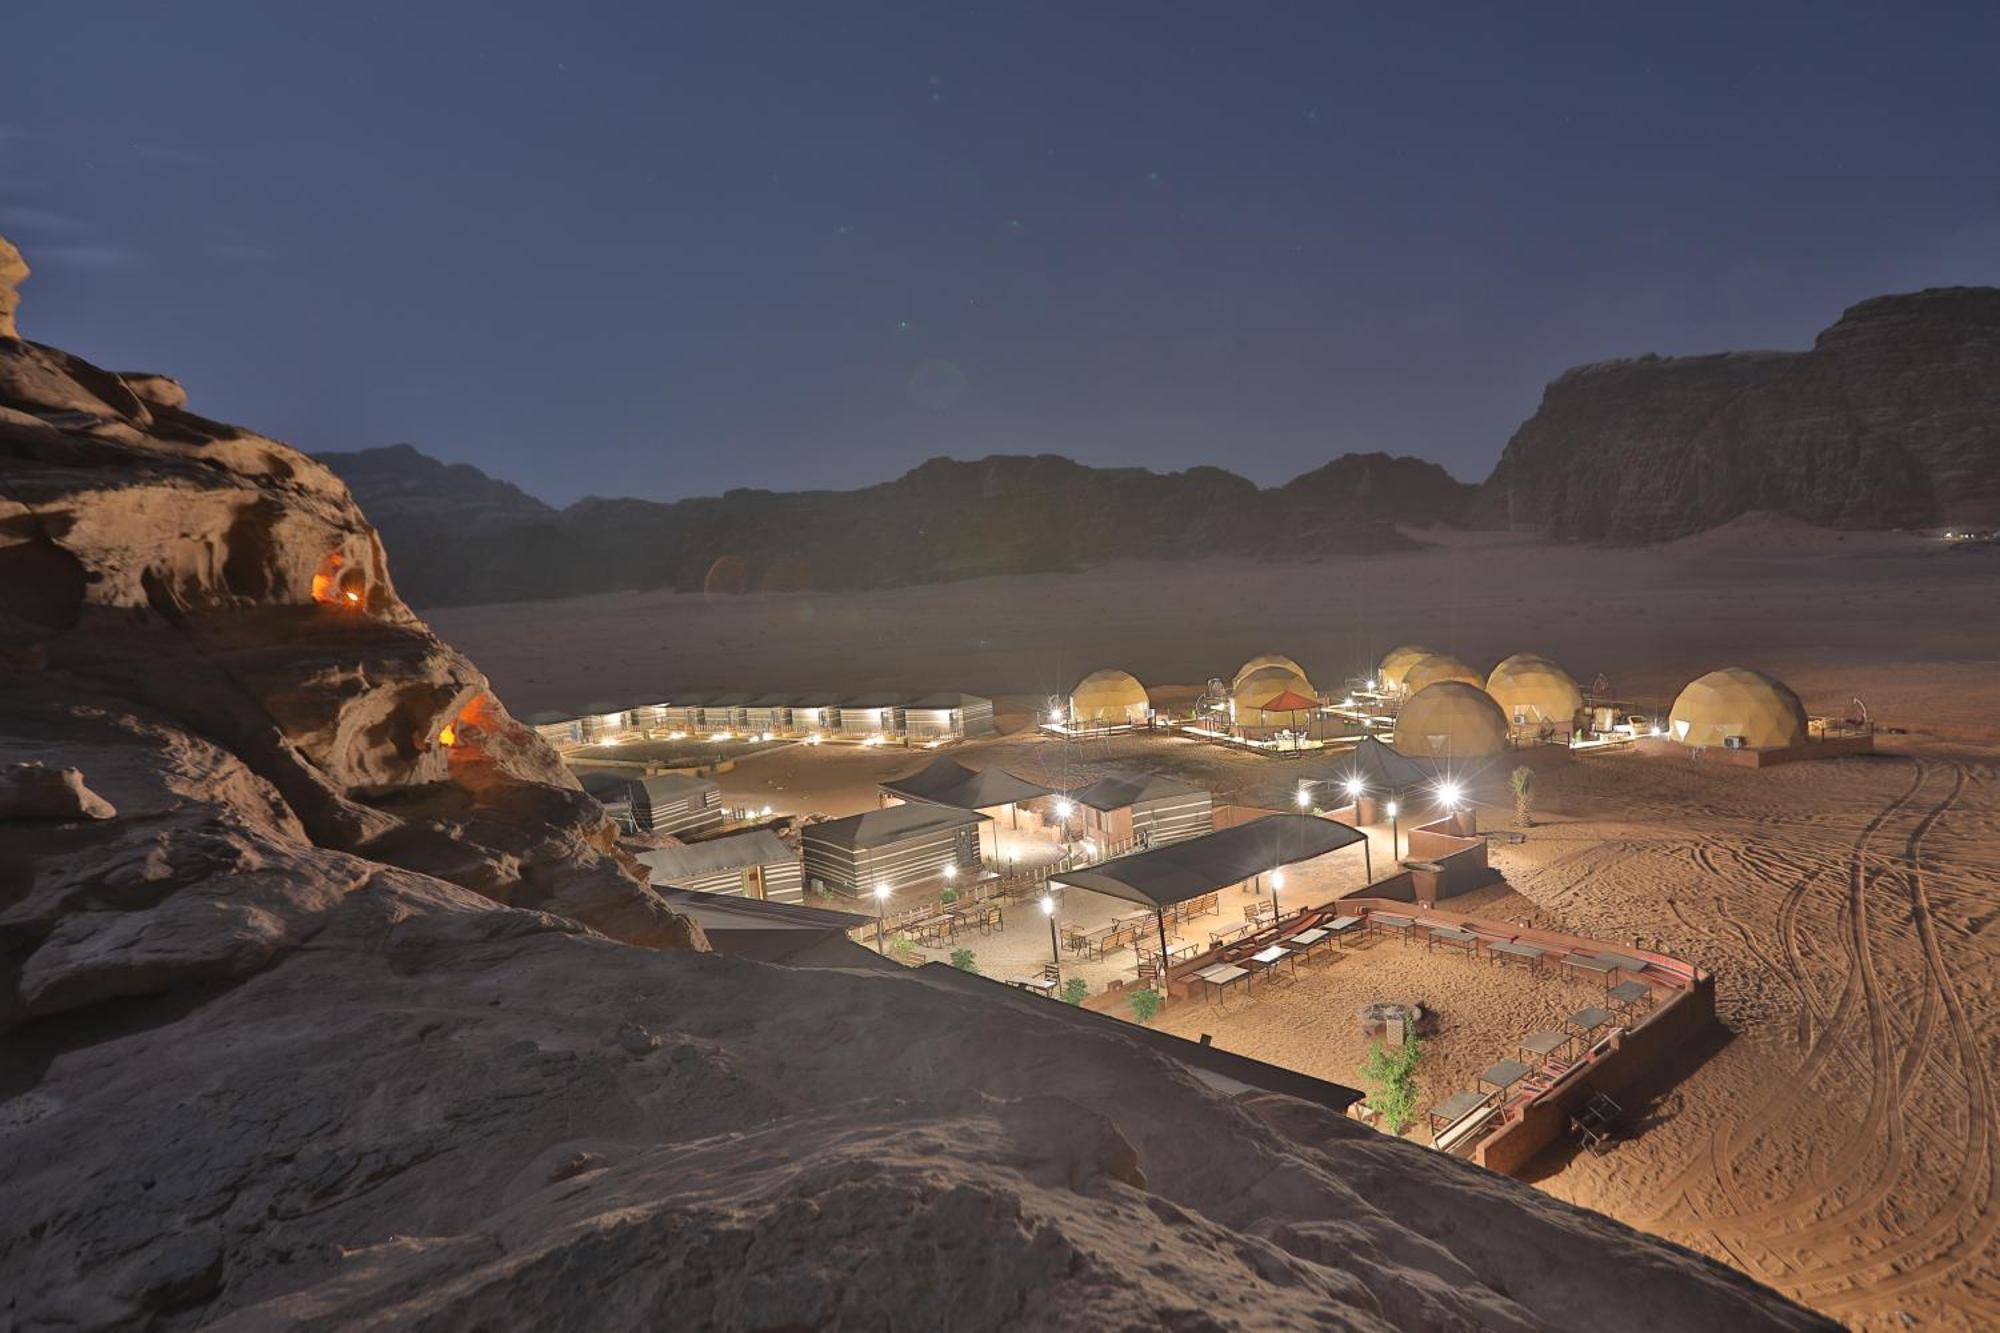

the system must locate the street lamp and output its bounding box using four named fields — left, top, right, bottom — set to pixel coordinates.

left=1041, top=893, right=1061, bottom=978
left=1295, top=782, right=1312, bottom=811
left=872, top=881, right=892, bottom=953
left=1386, top=799, right=1400, bottom=860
